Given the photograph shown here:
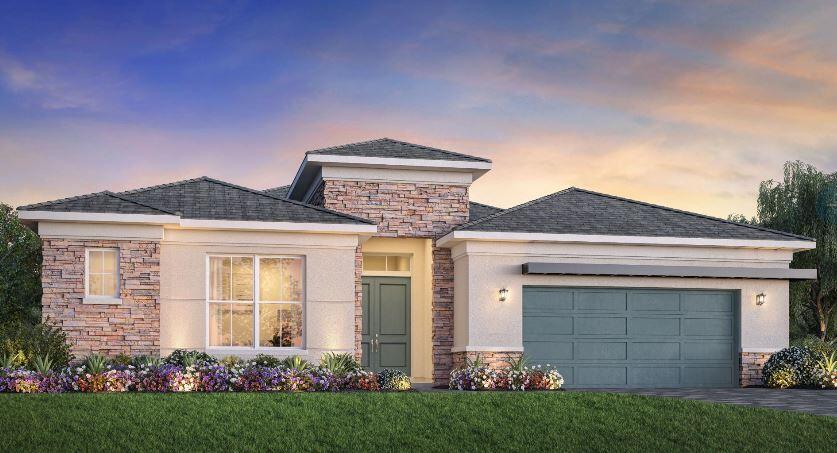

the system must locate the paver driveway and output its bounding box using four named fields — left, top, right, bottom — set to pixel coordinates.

left=587, top=388, right=837, bottom=417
